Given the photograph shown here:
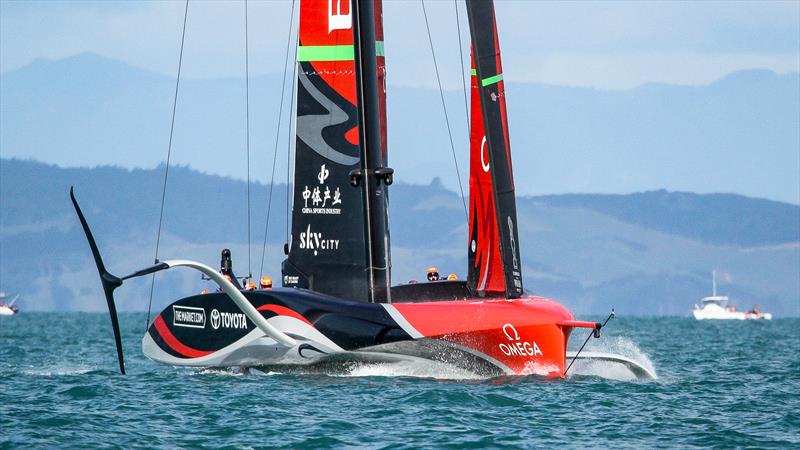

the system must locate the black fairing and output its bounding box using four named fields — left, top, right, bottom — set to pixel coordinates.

left=148, top=288, right=414, bottom=358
